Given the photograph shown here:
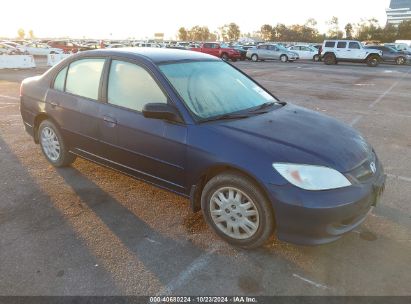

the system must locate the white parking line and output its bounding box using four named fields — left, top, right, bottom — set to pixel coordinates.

left=292, top=273, right=330, bottom=290
left=349, top=67, right=411, bottom=126
left=368, top=67, right=411, bottom=109
left=157, top=247, right=218, bottom=296
left=0, top=94, right=19, bottom=101
left=0, top=105, right=16, bottom=109
left=387, top=173, right=411, bottom=183
left=349, top=115, right=363, bottom=127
